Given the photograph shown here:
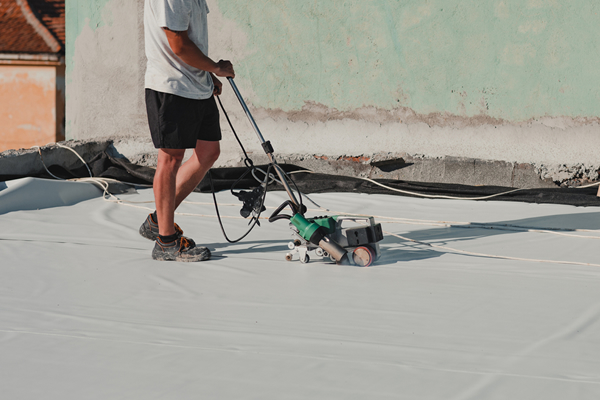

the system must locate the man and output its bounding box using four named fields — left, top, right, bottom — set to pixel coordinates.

left=140, top=0, right=235, bottom=262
